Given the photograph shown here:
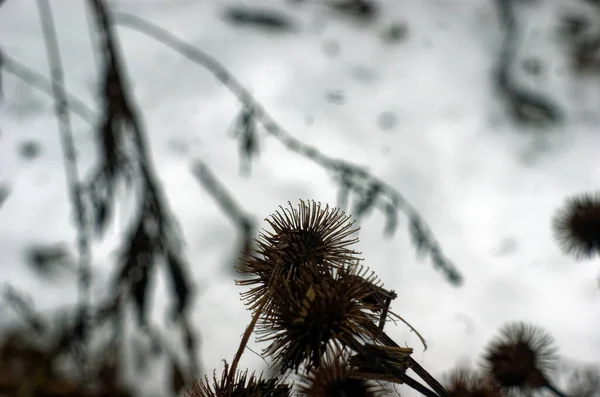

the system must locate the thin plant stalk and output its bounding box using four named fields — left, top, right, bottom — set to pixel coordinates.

left=35, top=0, right=92, bottom=376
